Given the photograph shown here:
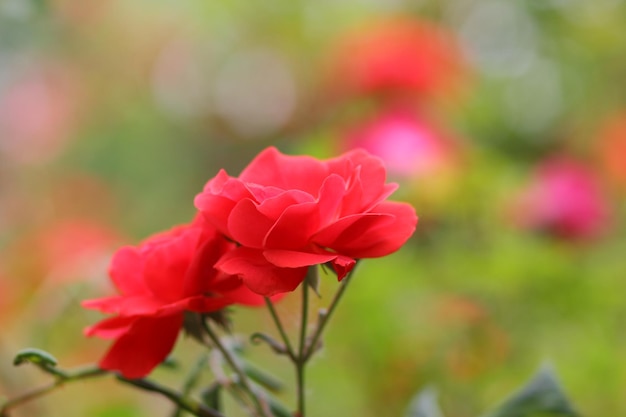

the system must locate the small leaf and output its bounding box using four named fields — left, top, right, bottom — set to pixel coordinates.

left=305, top=266, right=320, bottom=297
left=250, top=332, right=288, bottom=355
left=242, top=361, right=283, bottom=393
left=200, top=383, right=222, bottom=412
left=267, top=398, right=293, bottom=417
left=13, top=348, right=58, bottom=368
left=482, top=364, right=580, bottom=417
left=404, top=386, right=445, bottom=417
